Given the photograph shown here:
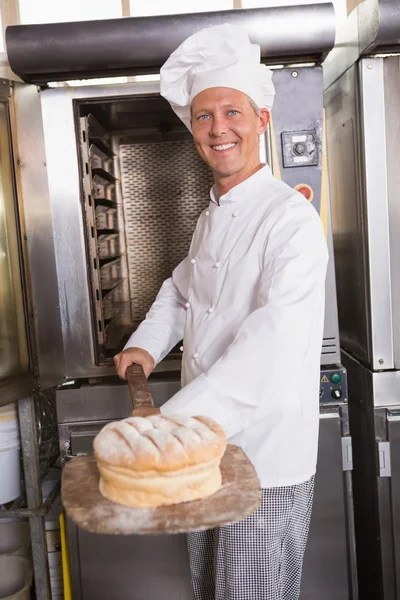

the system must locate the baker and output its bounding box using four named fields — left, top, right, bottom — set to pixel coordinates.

left=114, top=22, right=328, bottom=600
